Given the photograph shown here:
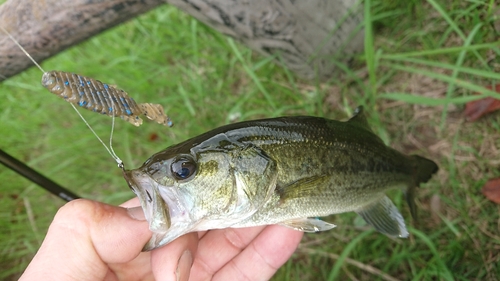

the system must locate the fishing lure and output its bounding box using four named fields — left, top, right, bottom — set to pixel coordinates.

left=1, top=26, right=172, bottom=127
left=1, top=26, right=172, bottom=166
left=42, top=71, right=173, bottom=127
